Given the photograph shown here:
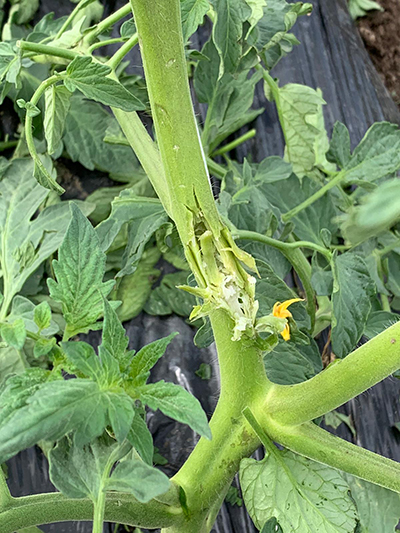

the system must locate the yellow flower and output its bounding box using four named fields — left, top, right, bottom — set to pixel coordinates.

left=272, top=298, right=303, bottom=341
